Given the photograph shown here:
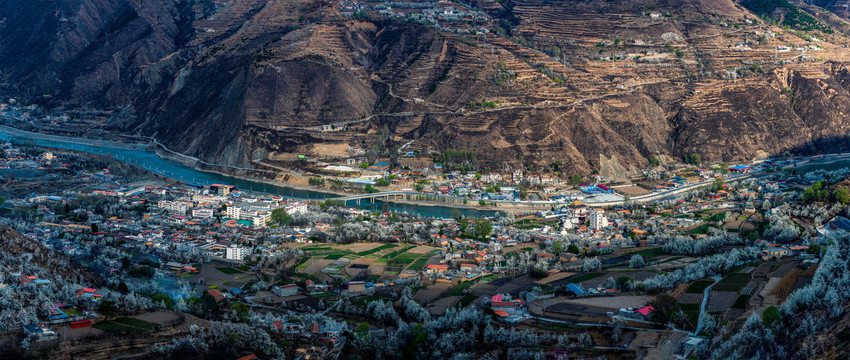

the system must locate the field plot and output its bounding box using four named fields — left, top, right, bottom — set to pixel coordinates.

left=414, top=283, right=452, bottom=302
left=732, top=294, right=751, bottom=309
left=406, top=253, right=435, bottom=271
left=679, top=303, right=700, bottom=327
left=355, top=244, right=397, bottom=256
left=714, top=273, right=751, bottom=292
left=707, top=291, right=738, bottom=312
left=558, top=295, right=651, bottom=309
left=677, top=293, right=704, bottom=304
left=685, top=279, right=714, bottom=294
left=426, top=296, right=461, bottom=316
